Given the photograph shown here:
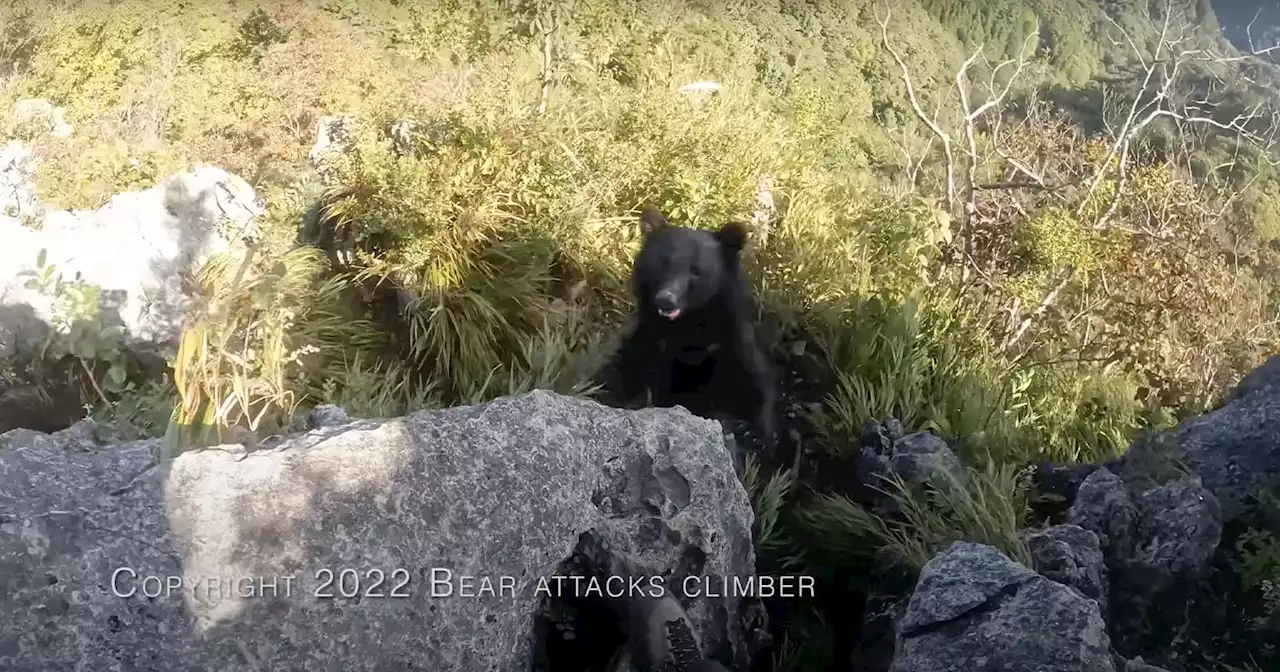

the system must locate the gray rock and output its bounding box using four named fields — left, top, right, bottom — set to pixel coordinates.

left=860, top=418, right=894, bottom=454
left=1140, top=364, right=1280, bottom=518
left=888, top=431, right=961, bottom=485
left=859, top=427, right=961, bottom=492
left=0, top=156, right=262, bottom=362
left=1066, top=467, right=1222, bottom=656
left=13, top=98, right=74, bottom=139
left=1021, top=524, right=1108, bottom=612
left=0, top=390, right=762, bottom=671
left=883, top=418, right=905, bottom=443
left=47, top=417, right=105, bottom=450
left=307, top=404, right=352, bottom=429
left=1068, top=467, right=1137, bottom=557
left=1068, top=467, right=1223, bottom=585
left=1124, top=657, right=1172, bottom=672
left=1127, top=475, right=1222, bottom=597
left=890, top=541, right=1116, bottom=672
